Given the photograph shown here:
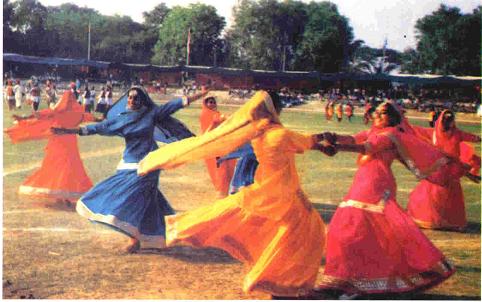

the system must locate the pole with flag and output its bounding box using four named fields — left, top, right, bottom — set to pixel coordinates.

left=381, top=38, right=387, bottom=73
left=87, top=21, right=91, bottom=61
left=186, top=27, right=191, bottom=66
